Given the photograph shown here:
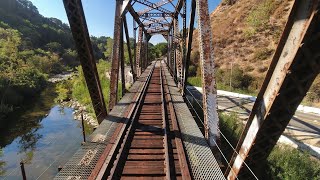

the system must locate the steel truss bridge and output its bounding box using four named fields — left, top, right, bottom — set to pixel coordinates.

left=55, top=0, right=320, bottom=179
